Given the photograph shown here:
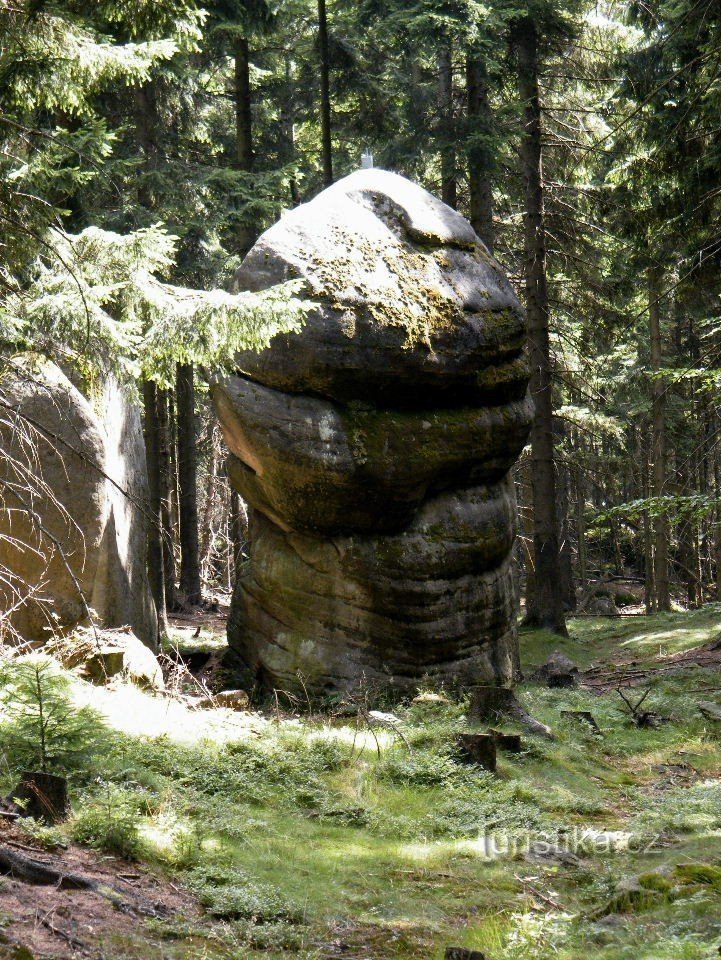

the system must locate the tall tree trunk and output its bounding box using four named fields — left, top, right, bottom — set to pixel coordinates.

left=142, top=381, right=168, bottom=637
left=438, top=40, right=456, bottom=208
left=282, top=54, right=300, bottom=204
left=466, top=52, right=494, bottom=251
left=135, top=83, right=167, bottom=635
left=157, top=387, right=177, bottom=612
left=134, top=84, right=159, bottom=212
left=199, top=426, right=221, bottom=583
left=648, top=263, right=671, bottom=611
left=641, top=443, right=656, bottom=612
left=515, top=17, right=567, bottom=636
left=554, top=419, right=575, bottom=611
left=176, top=363, right=201, bottom=605
left=574, top=461, right=587, bottom=589
left=317, top=0, right=333, bottom=186
left=519, top=456, right=537, bottom=619
left=234, top=35, right=256, bottom=258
